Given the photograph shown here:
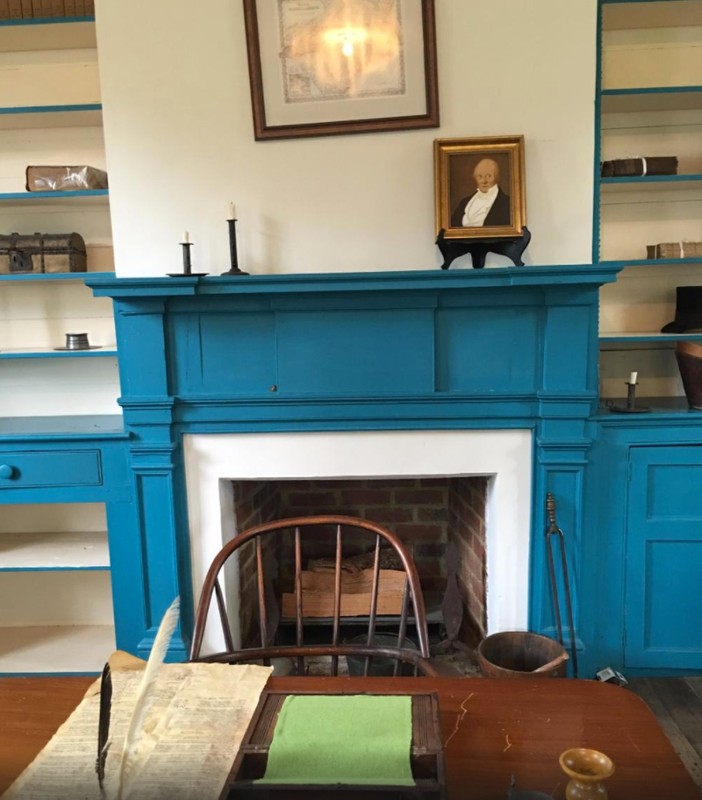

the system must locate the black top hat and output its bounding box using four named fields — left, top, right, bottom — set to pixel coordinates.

left=661, top=286, right=702, bottom=333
